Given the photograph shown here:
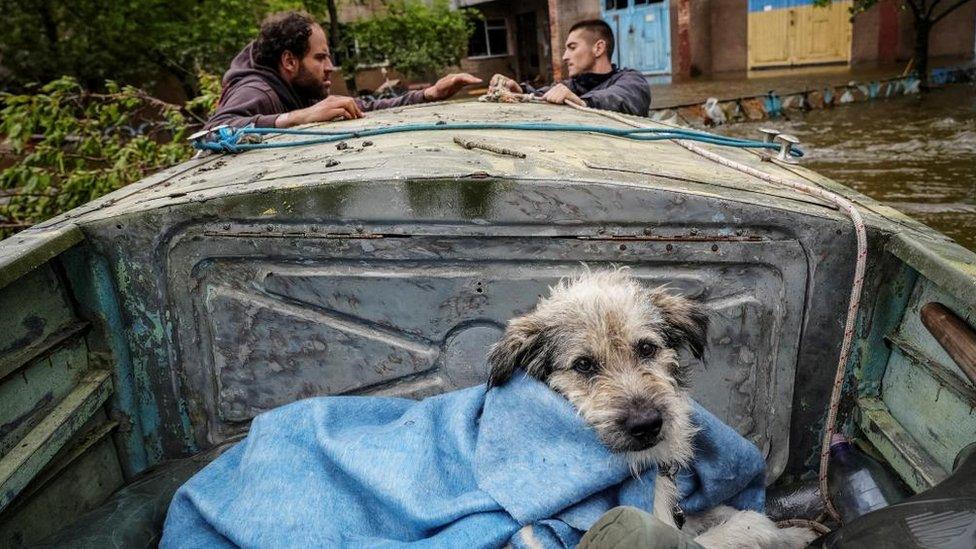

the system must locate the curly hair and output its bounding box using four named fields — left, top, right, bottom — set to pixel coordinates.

left=254, top=11, right=319, bottom=69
